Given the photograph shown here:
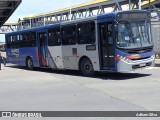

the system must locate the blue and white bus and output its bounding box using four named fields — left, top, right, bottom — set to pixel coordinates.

left=5, top=10, right=155, bottom=76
